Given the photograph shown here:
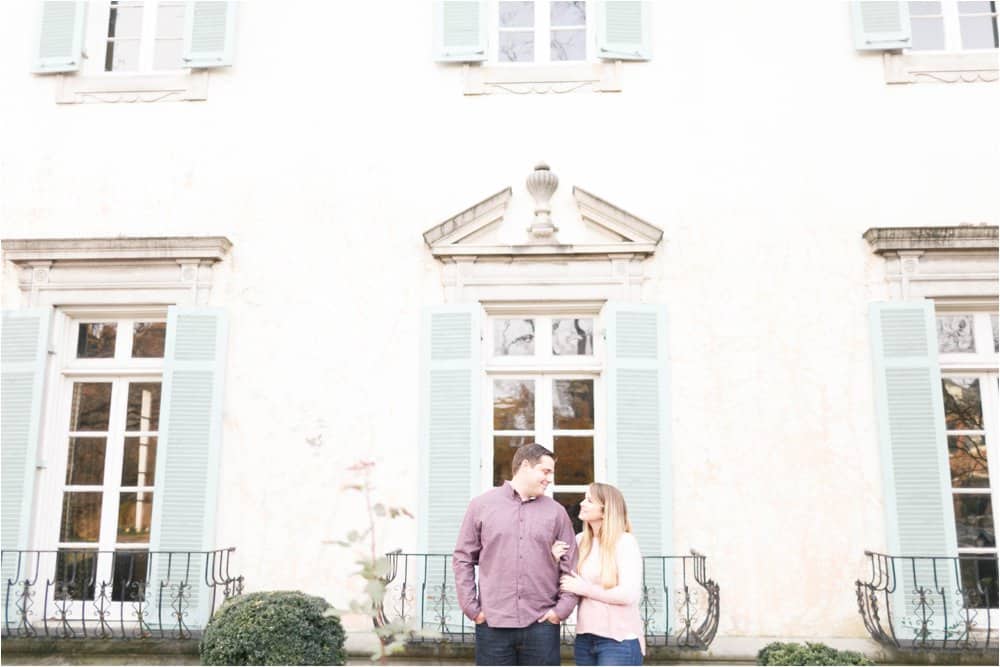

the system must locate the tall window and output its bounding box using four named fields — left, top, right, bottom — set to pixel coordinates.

left=936, top=310, right=999, bottom=607
left=53, top=316, right=166, bottom=602
left=909, top=1, right=999, bottom=51
left=487, top=314, right=599, bottom=532
left=101, top=0, right=186, bottom=72
left=494, top=1, right=591, bottom=63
